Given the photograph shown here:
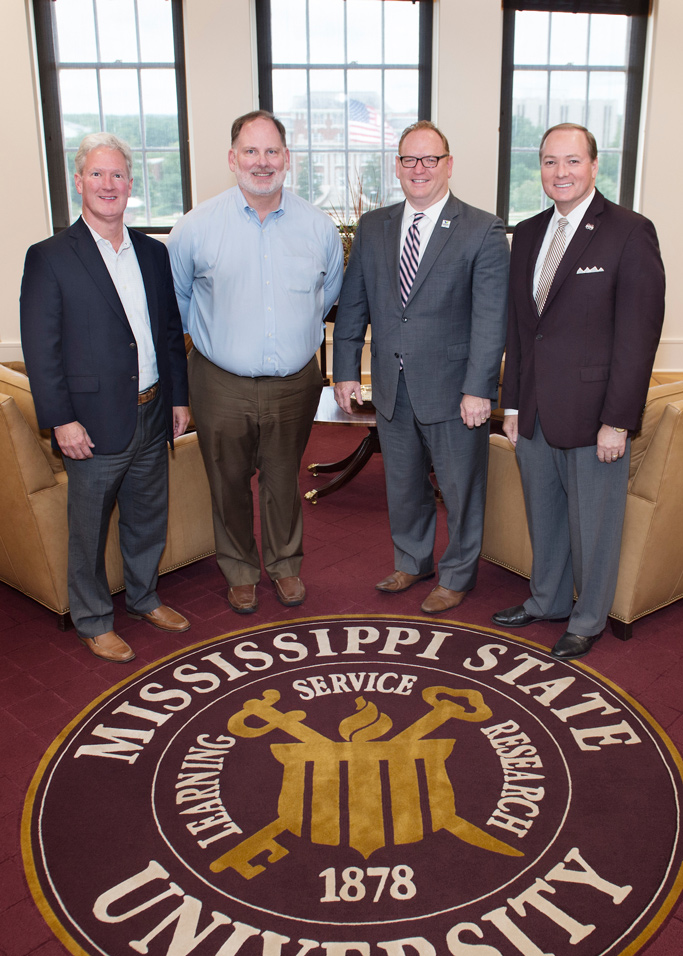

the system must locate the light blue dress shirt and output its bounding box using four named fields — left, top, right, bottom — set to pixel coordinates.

left=168, top=186, right=344, bottom=377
